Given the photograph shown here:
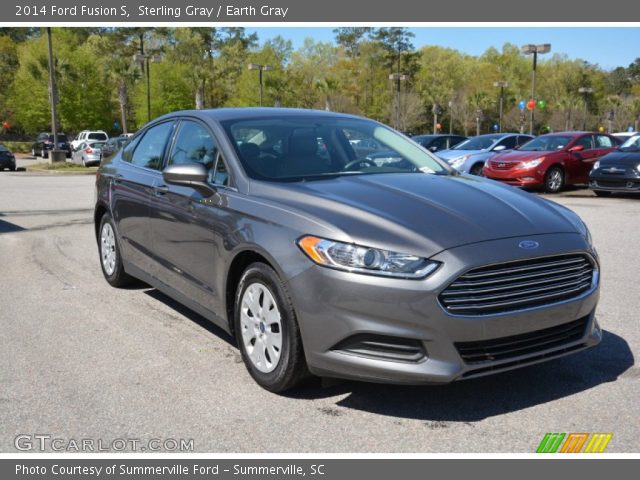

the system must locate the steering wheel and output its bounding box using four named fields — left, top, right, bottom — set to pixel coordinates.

left=343, top=159, right=377, bottom=171
left=259, top=152, right=279, bottom=160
